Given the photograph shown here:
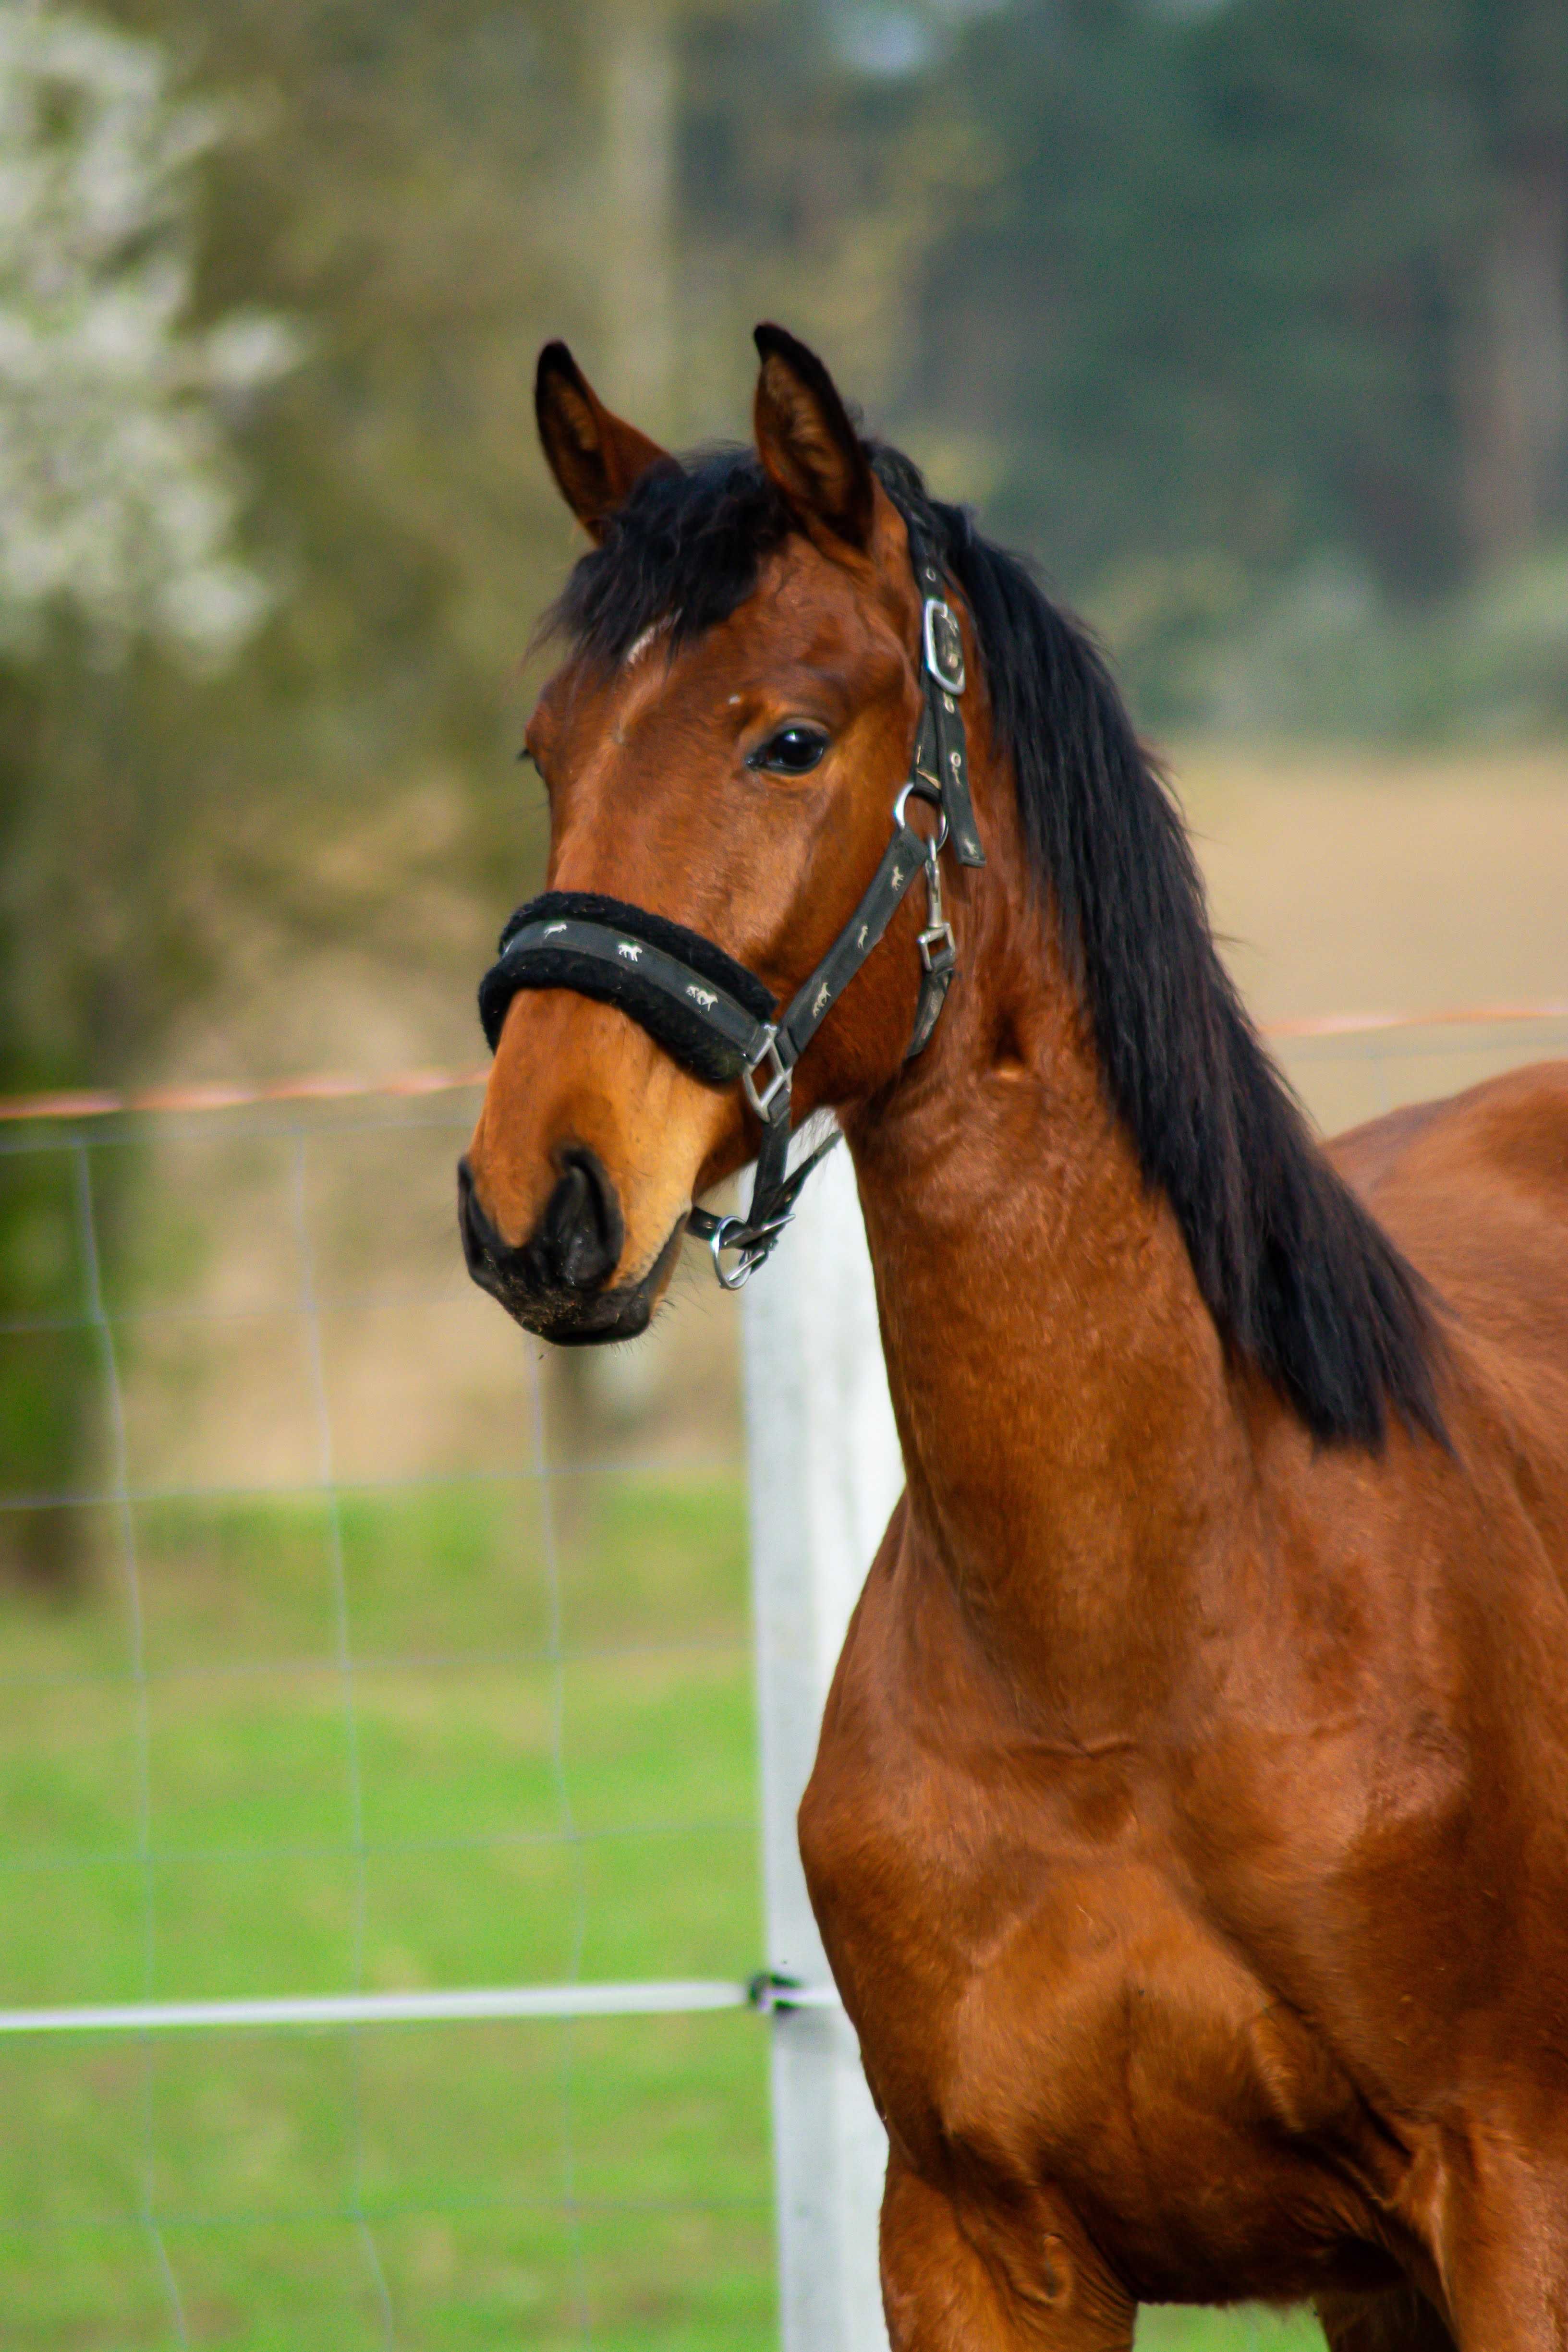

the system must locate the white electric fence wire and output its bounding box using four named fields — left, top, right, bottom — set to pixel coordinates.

left=0, top=1980, right=814, bottom=2035
left=528, top=1329, right=594, bottom=2334
left=291, top=1131, right=398, bottom=2344
left=72, top=1141, right=192, bottom=2347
